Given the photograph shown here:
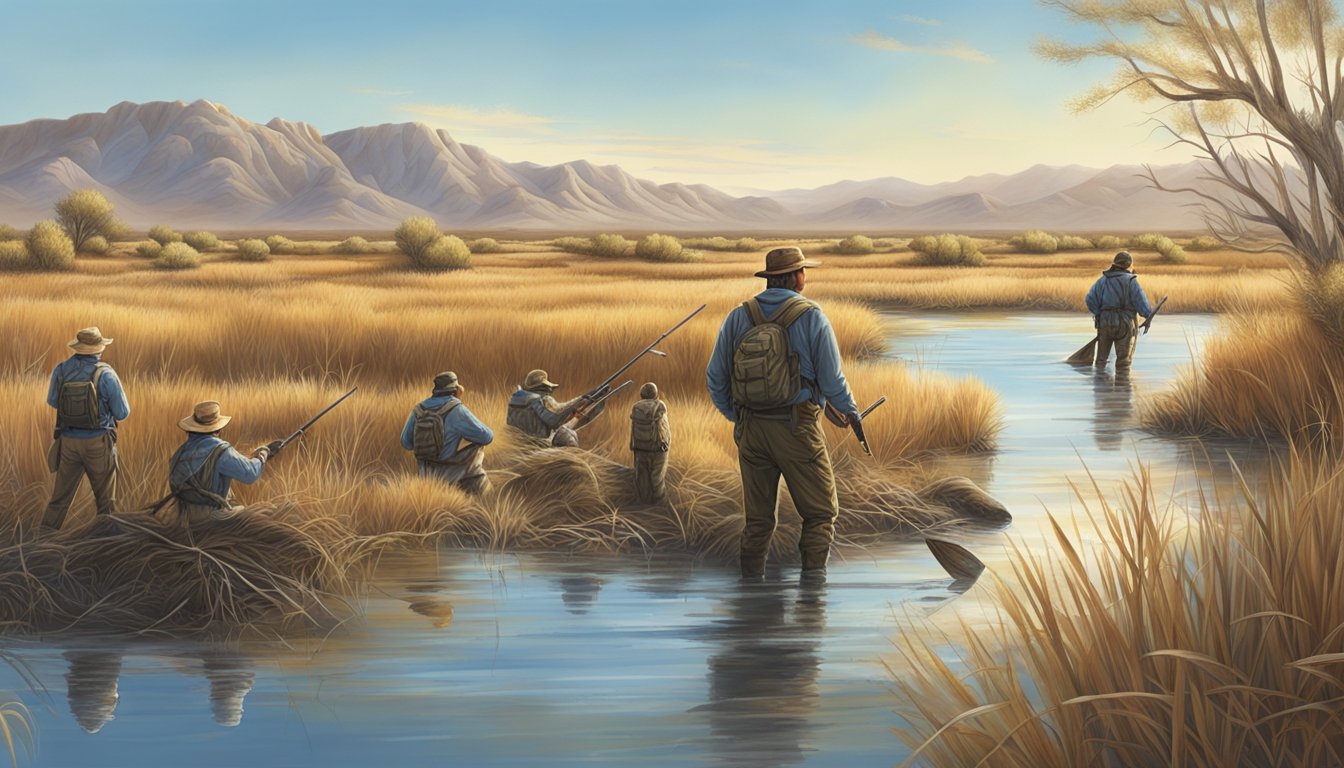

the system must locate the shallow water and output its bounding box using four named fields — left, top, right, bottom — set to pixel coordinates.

left=0, top=311, right=1269, bottom=767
